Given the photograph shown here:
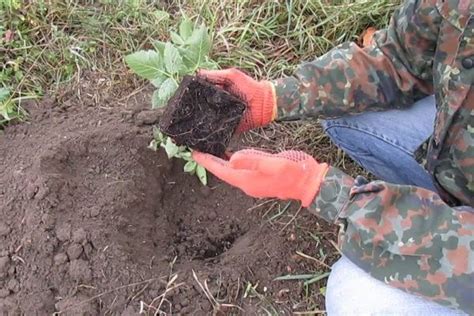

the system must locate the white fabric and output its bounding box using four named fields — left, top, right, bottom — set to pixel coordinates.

left=325, top=256, right=467, bottom=316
